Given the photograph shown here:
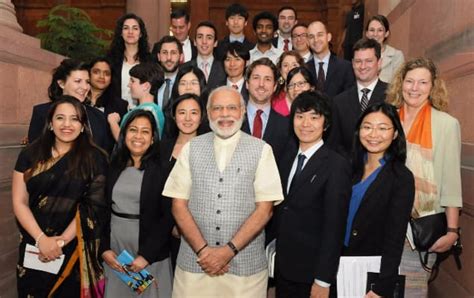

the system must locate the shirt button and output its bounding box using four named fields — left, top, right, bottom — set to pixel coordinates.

left=216, top=242, right=220, bottom=245
left=219, top=178, right=223, bottom=182
left=216, top=227, right=220, bottom=231
left=216, top=210, right=221, bottom=214
left=352, top=230, right=358, bottom=236
left=217, top=194, right=222, bottom=198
